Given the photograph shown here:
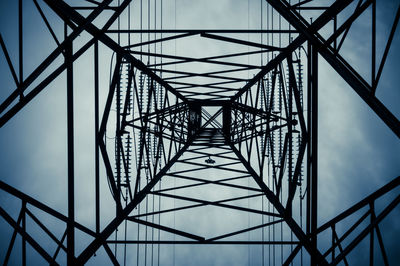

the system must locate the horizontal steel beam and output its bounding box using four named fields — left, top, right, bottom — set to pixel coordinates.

left=106, top=240, right=299, bottom=245
left=106, top=29, right=298, bottom=33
